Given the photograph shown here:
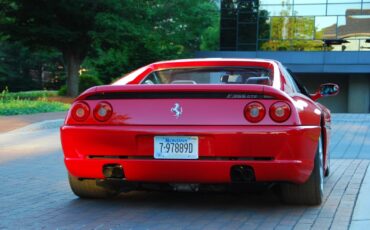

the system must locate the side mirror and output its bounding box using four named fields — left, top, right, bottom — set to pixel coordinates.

left=311, top=83, right=339, bottom=101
